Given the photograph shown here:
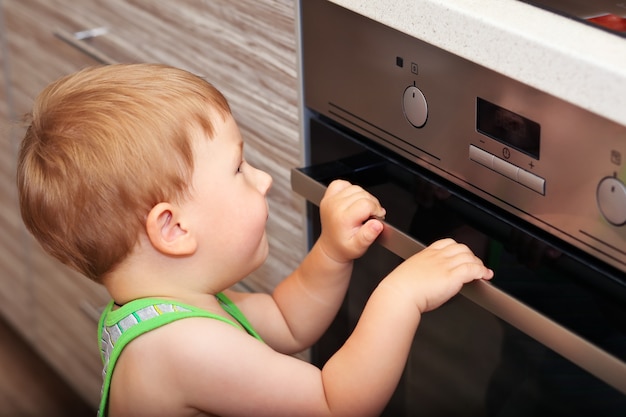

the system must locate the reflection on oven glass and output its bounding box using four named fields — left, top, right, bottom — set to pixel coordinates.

left=403, top=175, right=626, bottom=416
